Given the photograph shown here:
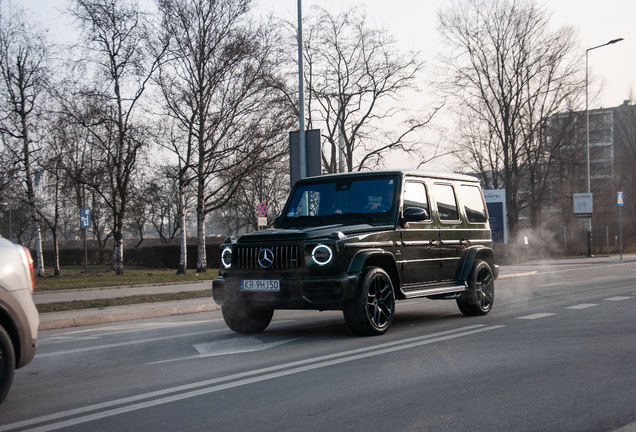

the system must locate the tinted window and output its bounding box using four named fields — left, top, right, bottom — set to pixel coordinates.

left=281, top=176, right=398, bottom=227
left=460, top=185, right=487, bottom=223
left=434, top=184, right=459, bottom=221
left=403, top=182, right=430, bottom=219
